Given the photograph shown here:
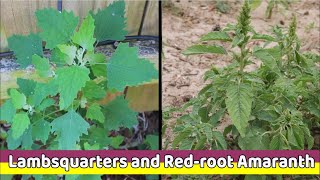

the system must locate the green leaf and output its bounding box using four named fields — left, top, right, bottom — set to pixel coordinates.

left=244, top=175, right=266, bottom=180
left=72, top=15, right=96, bottom=51
left=55, top=66, right=90, bottom=110
left=225, top=83, right=252, bottom=137
left=83, top=142, right=100, bottom=150
left=57, top=44, right=77, bottom=65
left=32, top=55, right=52, bottom=77
left=9, top=89, right=26, bottom=109
left=6, top=130, right=22, bottom=149
left=194, top=136, right=207, bottom=150
left=172, top=127, right=192, bottom=148
left=247, top=0, right=262, bottom=10
left=253, top=47, right=281, bottom=74
left=85, top=127, right=112, bottom=148
left=11, top=113, right=30, bottom=139
left=82, top=80, right=106, bottom=100
left=200, top=31, right=231, bottom=41
left=86, top=103, right=105, bottom=123
left=107, top=43, right=158, bottom=91
left=51, top=110, right=90, bottom=150
left=145, top=135, right=159, bottom=150
left=103, top=95, right=138, bottom=131
left=91, top=0, right=127, bottom=41
left=32, top=119, right=51, bottom=144
left=32, top=80, right=58, bottom=107
left=252, top=34, right=275, bottom=41
left=85, top=52, right=107, bottom=77
left=182, top=45, right=226, bottom=55
left=110, top=136, right=124, bottom=149
left=21, top=127, right=33, bottom=150
left=37, top=98, right=55, bottom=111
left=270, top=133, right=285, bottom=150
left=76, top=175, right=101, bottom=180
left=212, top=131, right=227, bottom=150
left=0, top=100, right=16, bottom=123
left=17, top=78, right=37, bottom=96
left=7, top=34, right=43, bottom=68
left=36, top=8, right=79, bottom=49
